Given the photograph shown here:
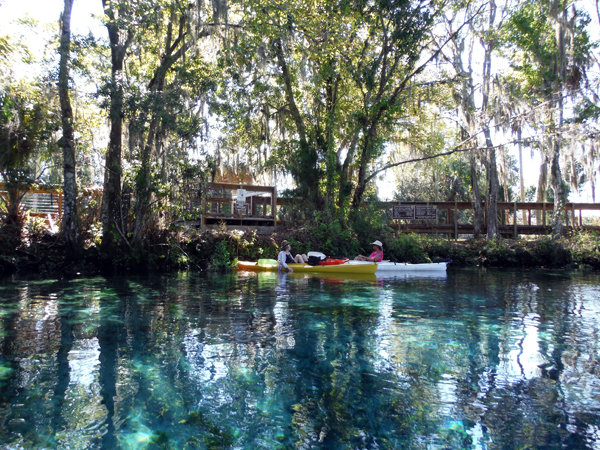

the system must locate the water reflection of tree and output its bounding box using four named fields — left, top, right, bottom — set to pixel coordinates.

left=2, top=270, right=600, bottom=448
left=0, top=280, right=107, bottom=448
left=443, top=270, right=600, bottom=448
left=50, top=284, right=75, bottom=435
